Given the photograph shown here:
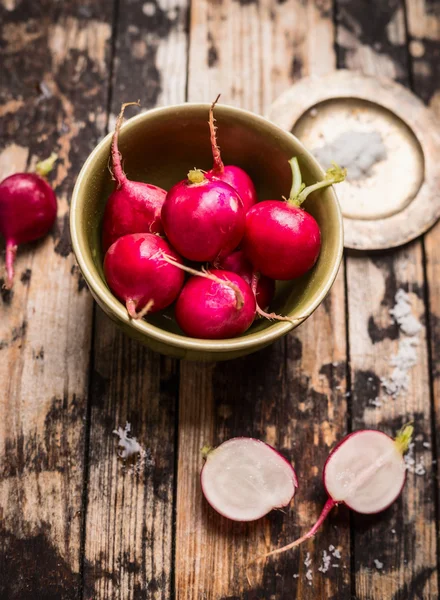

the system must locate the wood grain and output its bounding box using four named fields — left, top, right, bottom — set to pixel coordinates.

left=82, top=1, right=189, bottom=598
left=176, top=1, right=350, bottom=598
left=0, top=1, right=112, bottom=598
left=406, top=0, right=440, bottom=581
left=336, top=0, right=438, bottom=598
